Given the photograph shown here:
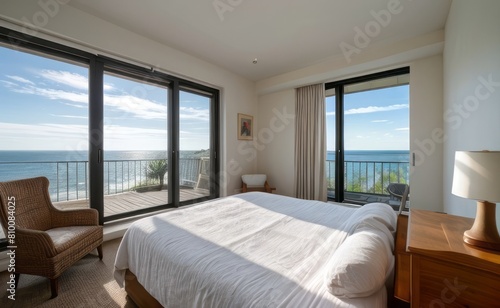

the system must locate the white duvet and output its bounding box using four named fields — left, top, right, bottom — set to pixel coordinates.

left=114, top=192, right=397, bottom=308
